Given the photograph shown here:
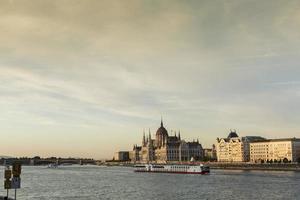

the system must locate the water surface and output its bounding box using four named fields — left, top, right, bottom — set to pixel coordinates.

left=1, top=166, right=299, bottom=200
